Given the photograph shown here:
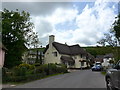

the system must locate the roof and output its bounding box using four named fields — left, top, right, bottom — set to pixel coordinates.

left=104, top=53, right=114, bottom=58
left=95, top=58, right=103, bottom=63
left=60, top=56, right=75, bottom=63
left=87, top=53, right=95, bottom=59
left=43, top=44, right=49, bottom=54
left=52, top=42, right=88, bottom=55
left=53, top=42, right=71, bottom=55
left=96, top=55, right=104, bottom=59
